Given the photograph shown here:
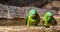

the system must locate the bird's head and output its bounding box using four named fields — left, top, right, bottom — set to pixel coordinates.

left=29, top=9, right=38, bottom=18
left=44, top=12, right=52, bottom=21
left=46, top=12, right=52, bottom=17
